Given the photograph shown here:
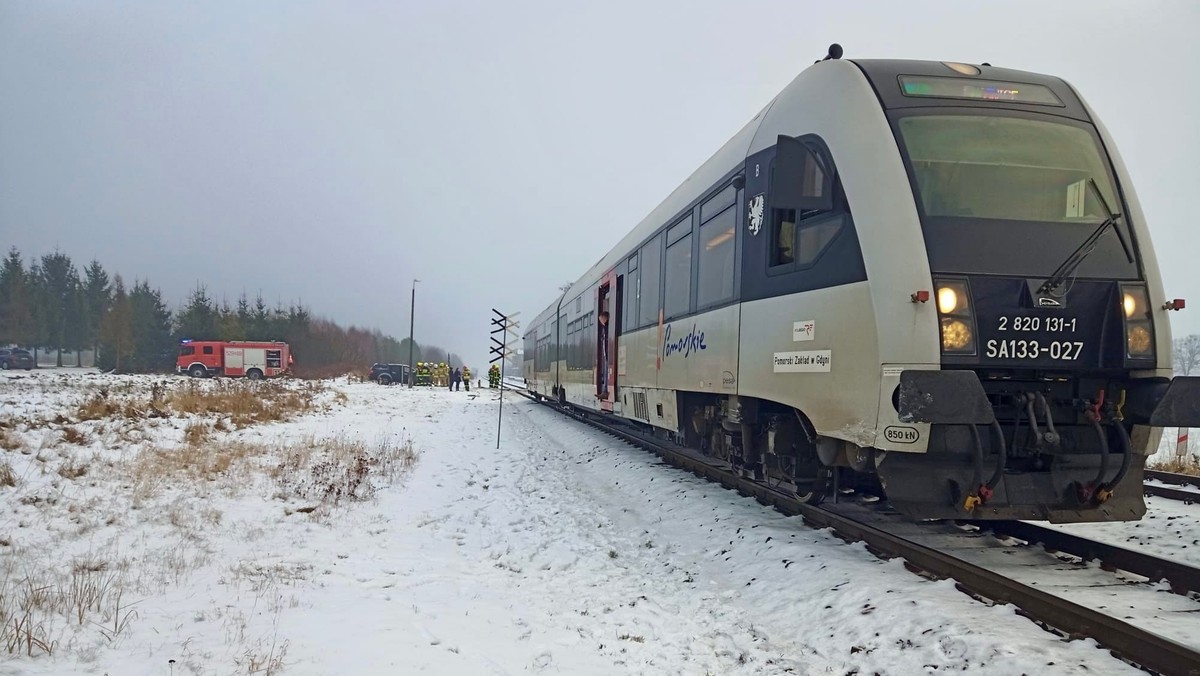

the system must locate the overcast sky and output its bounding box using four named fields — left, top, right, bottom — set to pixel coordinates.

left=2, top=1, right=1198, bottom=368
